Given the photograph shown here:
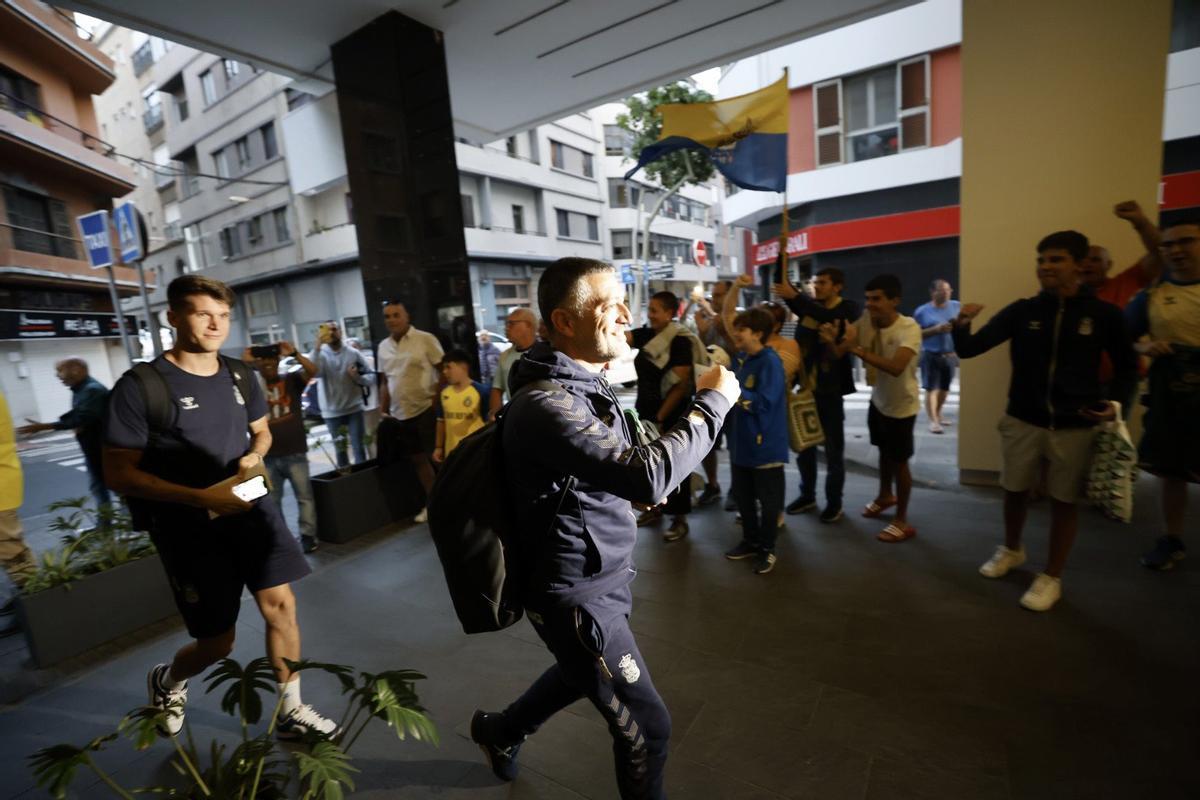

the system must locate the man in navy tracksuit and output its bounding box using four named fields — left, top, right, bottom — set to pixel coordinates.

left=470, top=257, right=740, bottom=799
left=952, top=230, right=1136, bottom=612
